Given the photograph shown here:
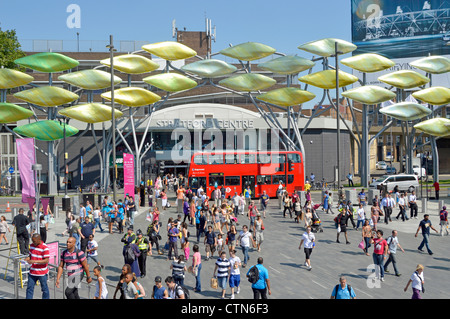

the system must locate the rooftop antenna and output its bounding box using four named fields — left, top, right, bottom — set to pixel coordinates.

left=172, top=19, right=177, bottom=38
